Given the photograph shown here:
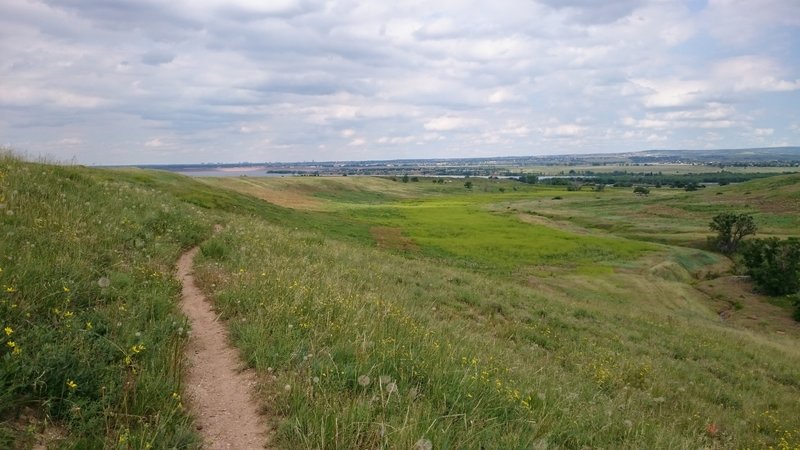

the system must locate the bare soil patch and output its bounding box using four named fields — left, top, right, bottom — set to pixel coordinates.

left=371, top=226, right=419, bottom=251
left=696, top=275, right=800, bottom=337
left=177, top=247, right=270, bottom=449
